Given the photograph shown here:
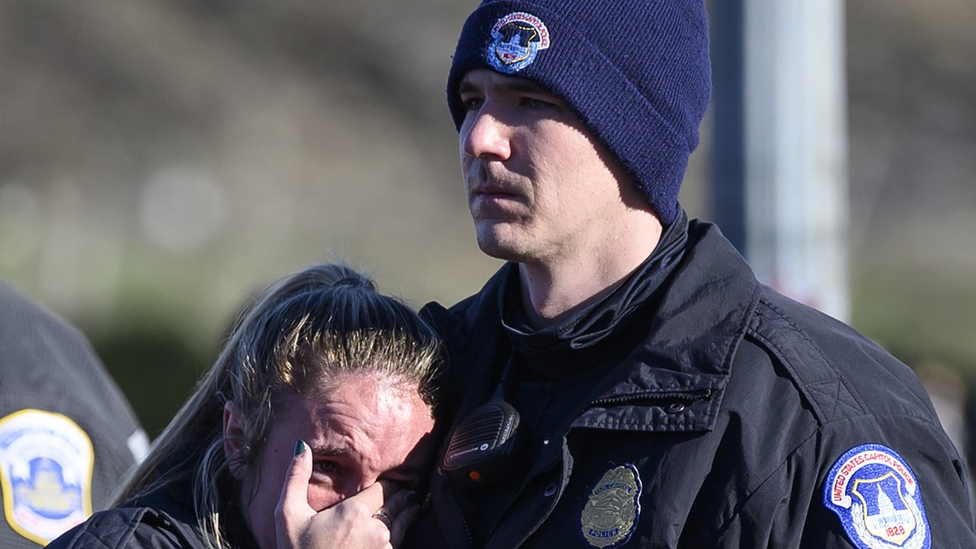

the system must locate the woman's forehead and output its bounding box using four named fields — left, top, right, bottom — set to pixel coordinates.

left=299, top=378, right=434, bottom=470
left=279, top=375, right=432, bottom=442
